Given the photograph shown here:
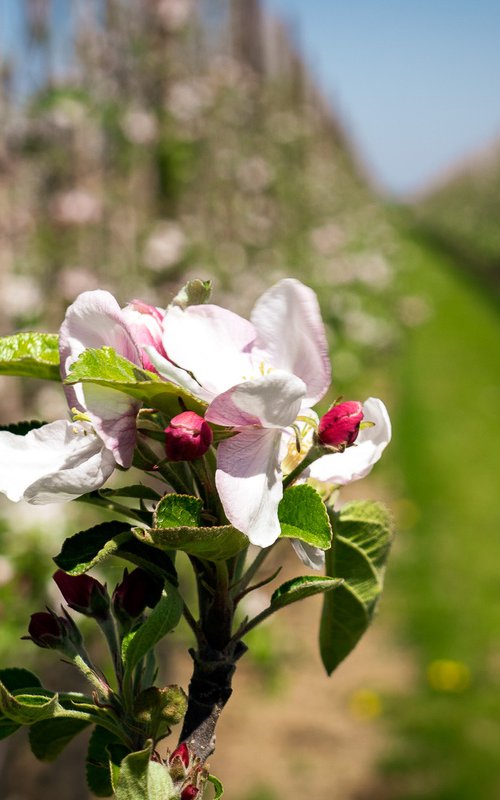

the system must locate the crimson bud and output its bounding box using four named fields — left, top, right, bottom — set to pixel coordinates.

left=112, top=568, right=163, bottom=622
left=169, top=743, right=190, bottom=769
left=181, top=787, right=199, bottom=800
left=164, top=411, right=213, bottom=462
left=53, top=570, right=109, bottom=619
left=27, top=609, right=81, bottom=651
left=317, top=401, right=364, bottom=449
